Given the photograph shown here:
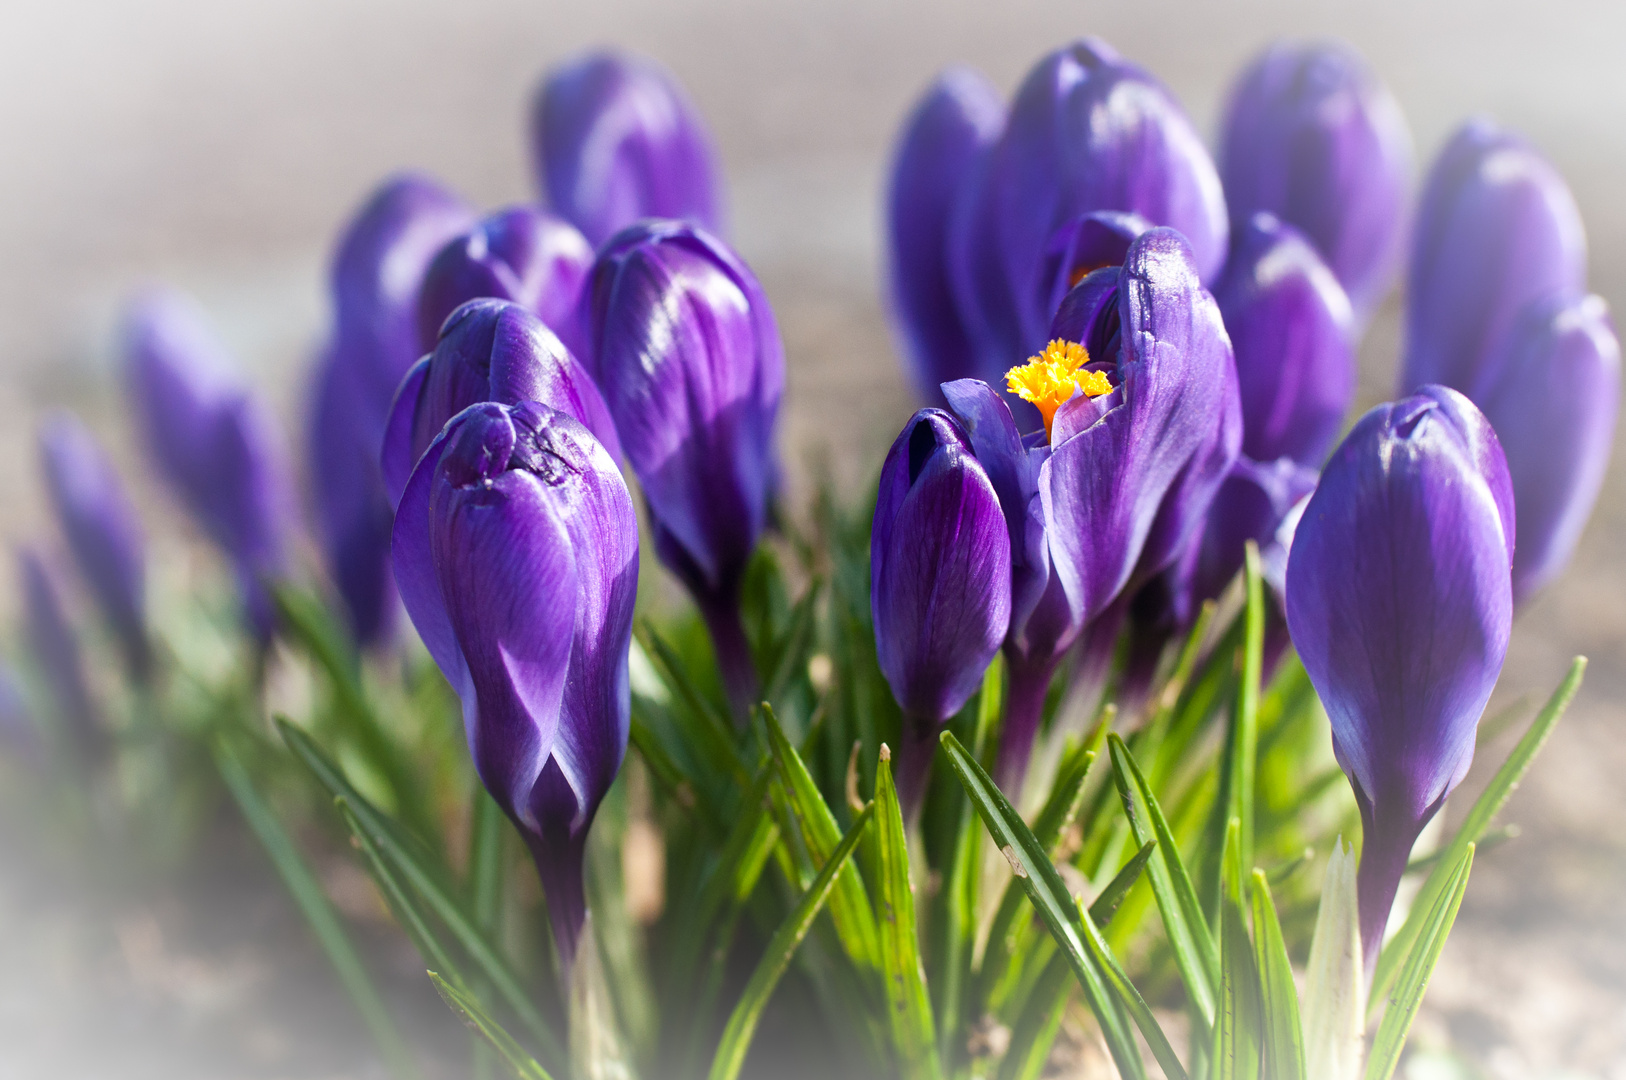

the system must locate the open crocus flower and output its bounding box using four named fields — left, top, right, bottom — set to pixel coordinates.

left=392, top=400, right=638, bottom=974
left=944, top=38, right=1228, bottom=384
left=1286, top=385, right=1513, bottom=973
left=941, top=227, right=1239, bottom=792
left=871, top=409, right=1012, bottom=815
left=416, top=205, right=594, bottom=360
left=1219, top=41, right=1412, bottom=322
left=39, top=413, right=150, bottom=681
left=886, top=67, right=1005, bottom=404
left=582, top=220, right=783, bottom=717
left=310, top=173, right=475, bottom=646
left=531, top=50, right=724, bottom=248
left=1215, top=213, right=1356, bottom=468
left=124, top=289, right=291, bottom=639
left=382, top=299, right=620, bottom=504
